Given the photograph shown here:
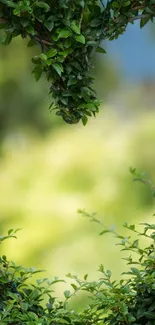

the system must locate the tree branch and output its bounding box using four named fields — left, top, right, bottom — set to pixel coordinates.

left=0, top=18, right=52, bottom=47
left=130, top=14, right=154, bottom=22
left=0, top=18, right=6, bottom=23
left=27, top=33, right=52, bottom=46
